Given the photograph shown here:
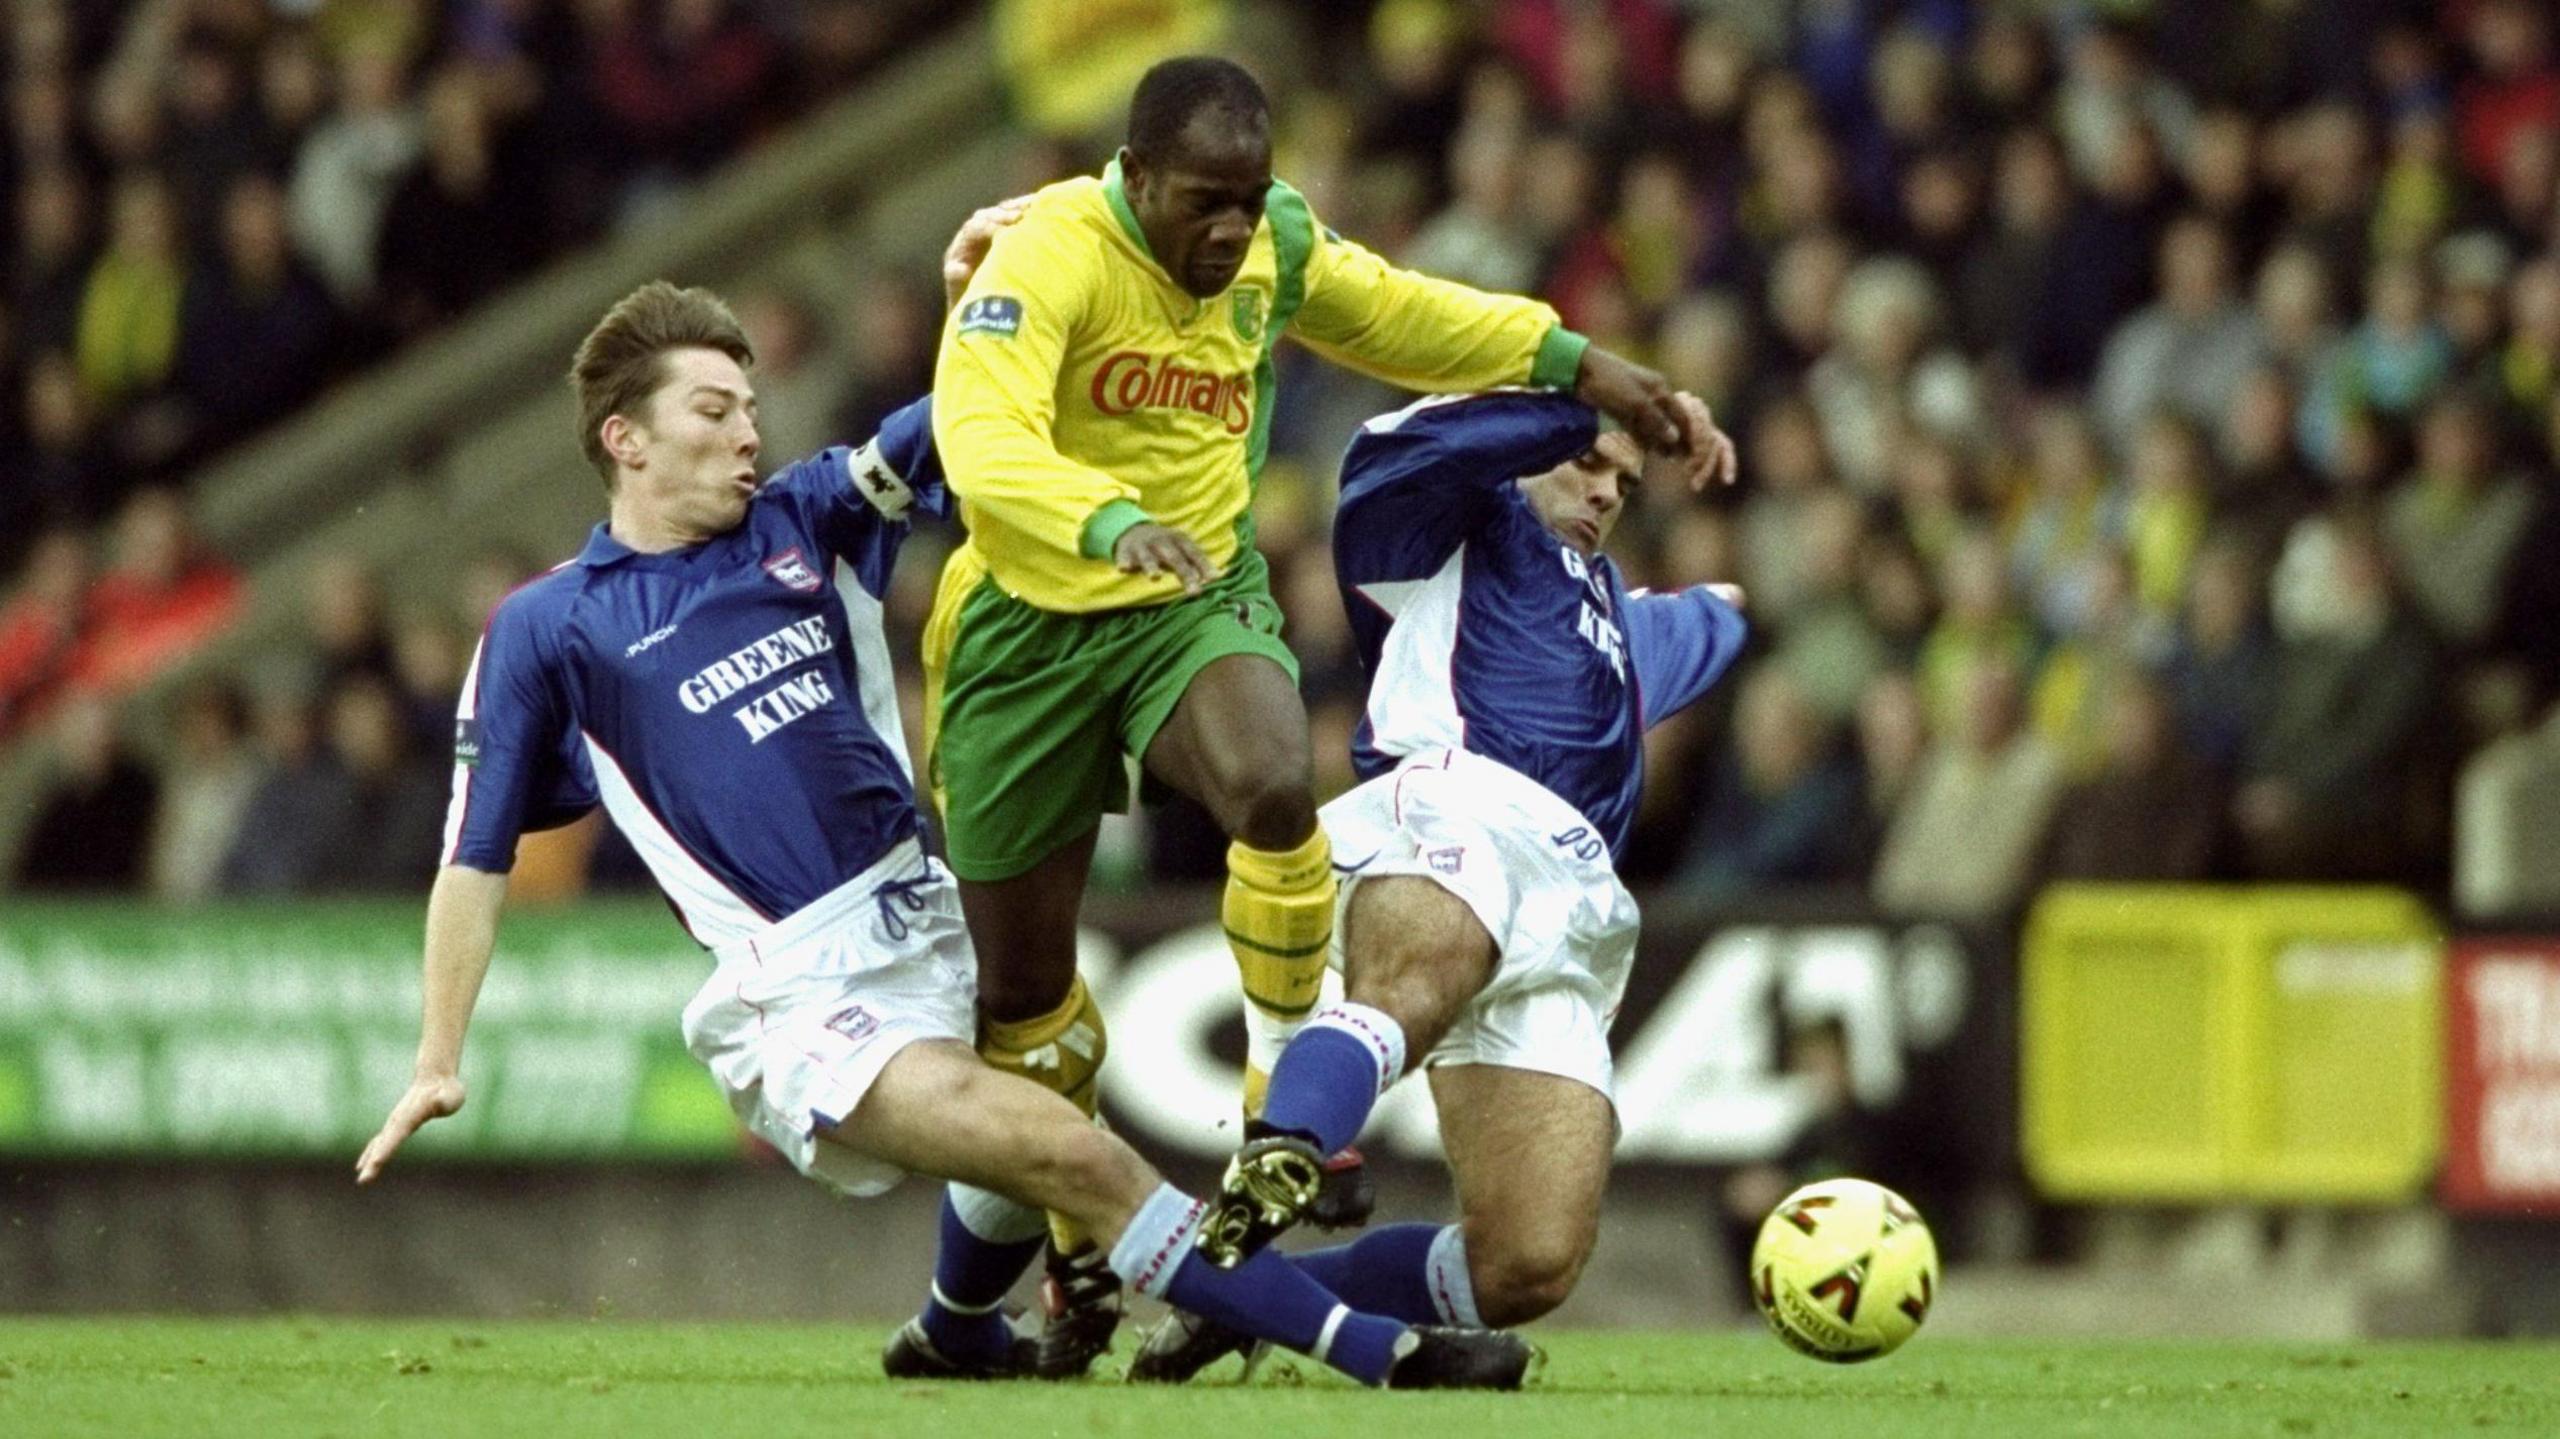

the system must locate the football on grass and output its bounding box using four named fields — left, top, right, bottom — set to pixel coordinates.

left=1749, top=1177, right=1940, bottom=1363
